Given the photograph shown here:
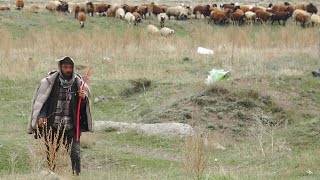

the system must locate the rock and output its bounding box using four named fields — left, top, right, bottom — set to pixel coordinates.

left=94, top=96, right=107, bottom=104
left=218, top=112, right=224, bottom=119
left=129, top=104, right=140, bottom=111
left=94, top=121, right=194, bottom=138
left=306, top=169, right=313, bottom=175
